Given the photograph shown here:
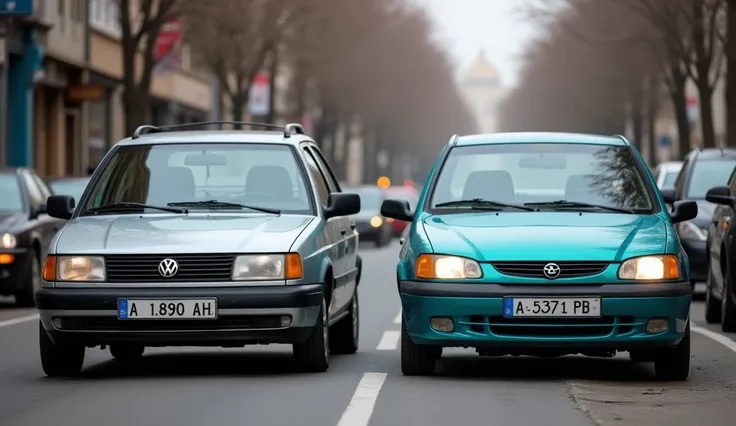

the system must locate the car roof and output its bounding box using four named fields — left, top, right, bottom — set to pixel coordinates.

left=454, top=132, right=627, bottom=147
left=691, top=147, right=736, bottom=160
left=115, top=130, right=314, bottom=147
left=658, top=161, right=683, bottom=172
